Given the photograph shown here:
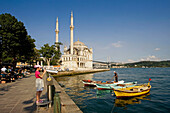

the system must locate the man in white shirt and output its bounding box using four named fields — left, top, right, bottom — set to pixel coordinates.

left=1, top=66, right=7, bottom=73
